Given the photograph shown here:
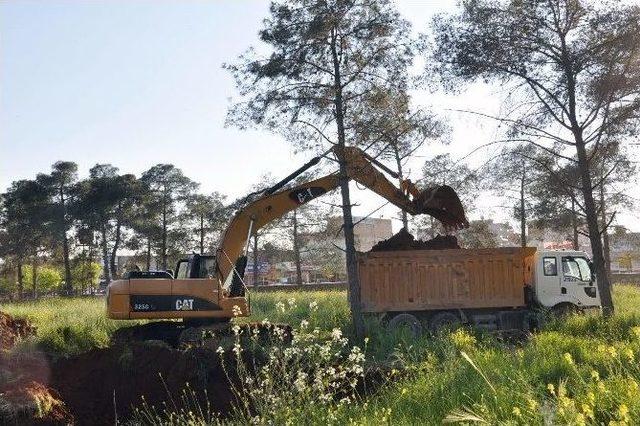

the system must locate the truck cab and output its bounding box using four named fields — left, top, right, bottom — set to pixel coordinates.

left=532, top=250, right=601, bottom=311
